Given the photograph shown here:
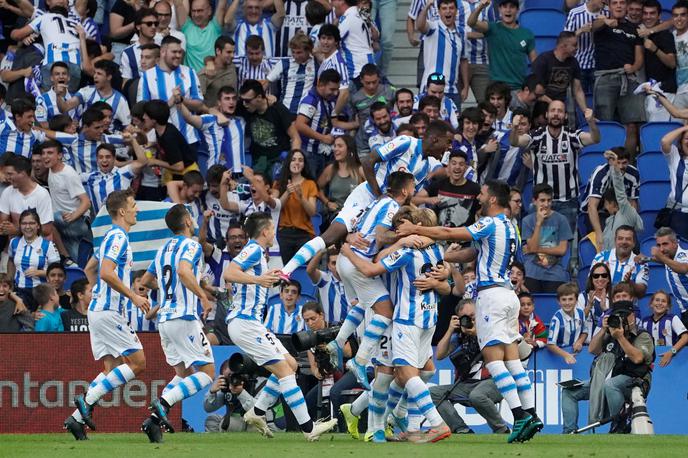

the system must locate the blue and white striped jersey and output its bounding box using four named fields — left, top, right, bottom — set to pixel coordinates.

left=466, top=214, right=520, bottom=288
left=373, top=135, right=431, bottom=194
left=413, top=93, right=459, bottom=129
left=297, top=87, right=333, bottom=157
left=316, top=270, right=349, bottom=324
left=580, top=163, right=640, bottom=212
left=407, top=0, right=438, bottom=21
left=234, top=18, right=277, bottom=58
left=640, top=313, right=688, bottom=347
left=351, top=195, right=399, bottom=259
left=267, top=56, right=316, bottom=113
left=665, top=144, right=688, bottom=210
left=264, top=301, right=305, bottom=334
left=592, top=249, right=649, bottom=286
left=127, top=301, right=158, bottom=331
left=0, top=119, right=46, bottom=157
left=564, top=4, right=609, bottom=70
left=665, top=245, right=688, bottom=313
left=36, top=88, right=79, bottom=123
left=277, top=0, right=310, bottom=57
left=222, top=116, right=247, bottom=174
left=76, top=86, right=130, bottom=132
left=235, top=56, right=275, bottom=87
left=420, top=20, right=465, bottom=96
left=366, top=120, right=396, bottom=151
left=318, top=50, right=350, bottom=90
left=382, top=243, right=445, bottom=329
left=147, top=235, right=203, bottom=324
left=201, top=190, right=233, bottom=245
left=206, top=246, right=233, bottom=289
left=137, top=65, right=203, bottom=144
left=199, top=114, right=226, bottom=170
left=90, top=225, right=133, bottom=315
left=339, top=6, right=375, bottom=78
left=547, top=308, right=590, bottom=347
left=9, top=236, right=60, bottom=289
left=80, top=165, right=136, bottom=215
left=458, top=1, right=496, bottom=65
left=54, top=132, right=125, bottom=174
left=120, top=43, right=143, bottom=80
left=226, top=240, right=269, bottom=322
left=29, top=12, right=81, bottom=66
left=81, top=17, right=100, bottom=43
